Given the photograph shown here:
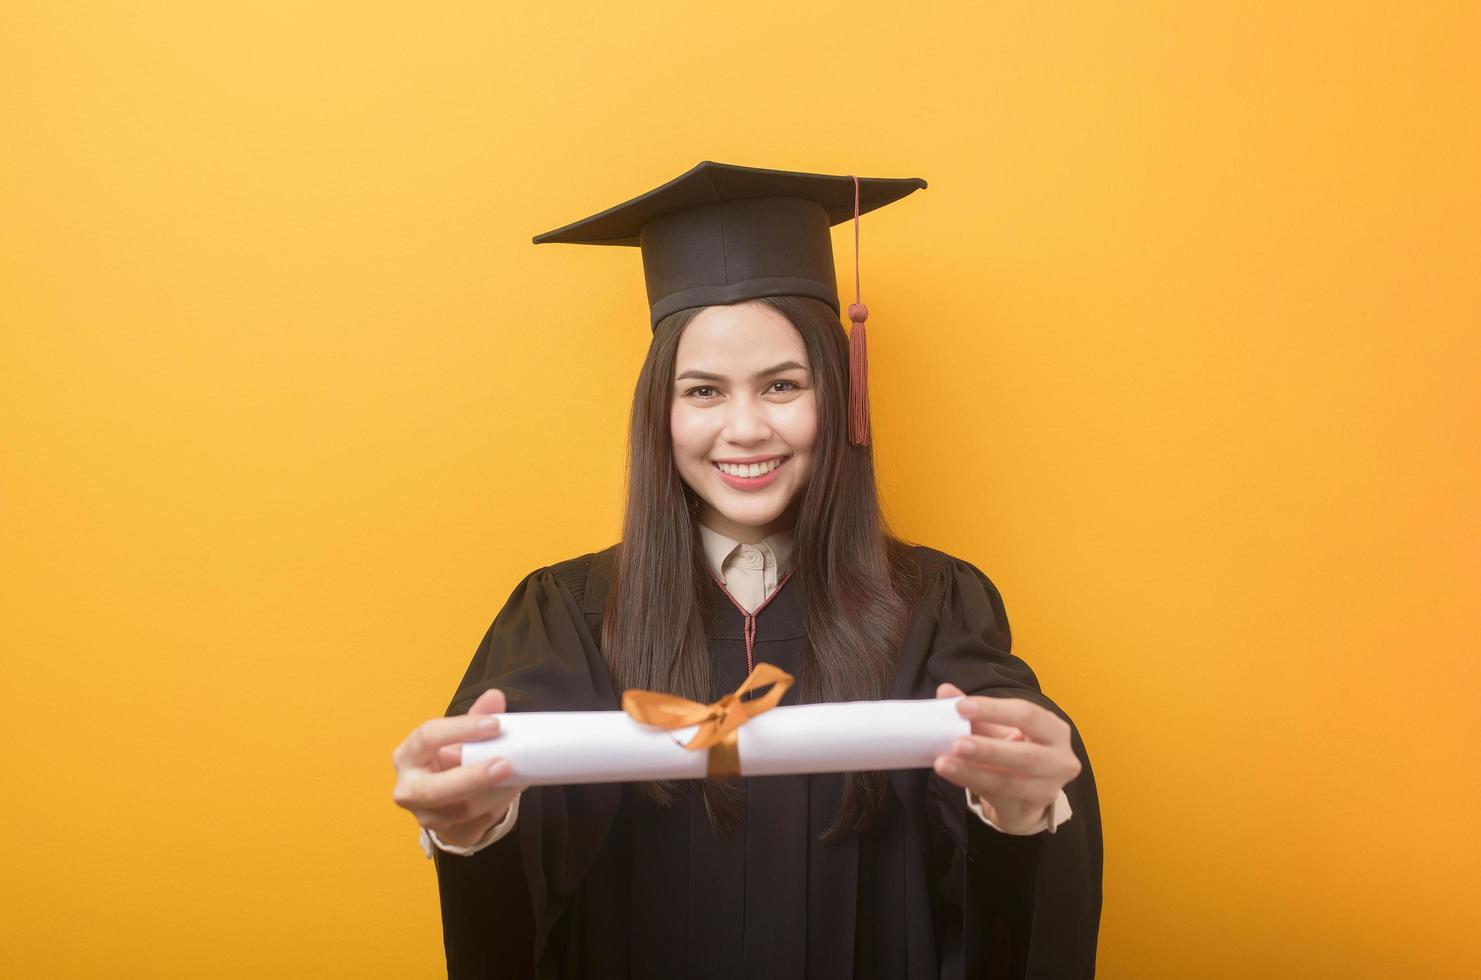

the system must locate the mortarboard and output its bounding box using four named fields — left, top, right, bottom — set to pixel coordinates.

left=532, top=160, right=928, bottom=446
